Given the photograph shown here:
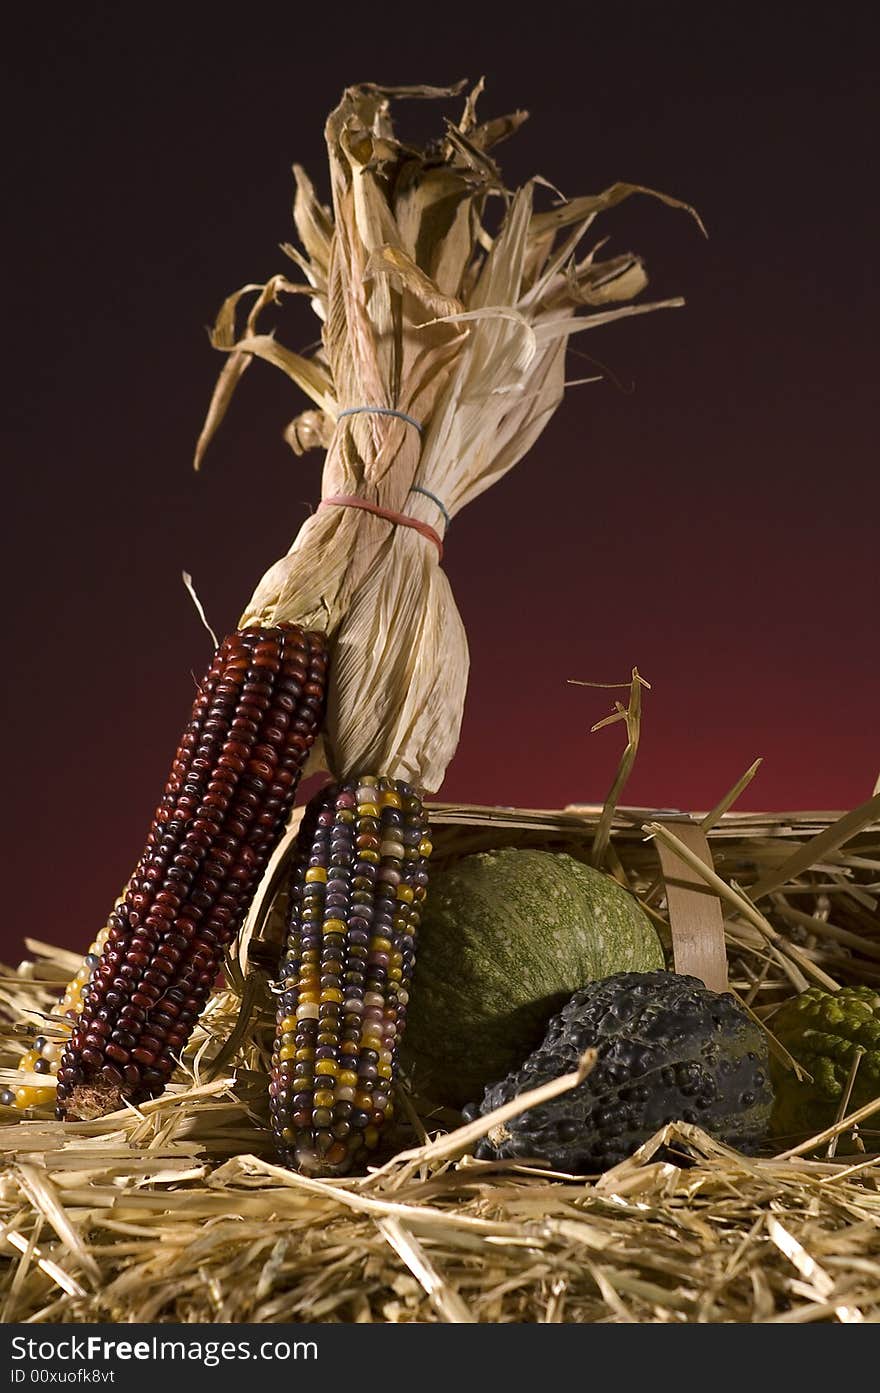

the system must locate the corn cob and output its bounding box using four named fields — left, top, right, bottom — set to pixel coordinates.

left=55, top=622, right=328, bottom=1120
left=0, top=922, right=113, bottom=1111
left=270, top=776, right=431, bottom=1175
